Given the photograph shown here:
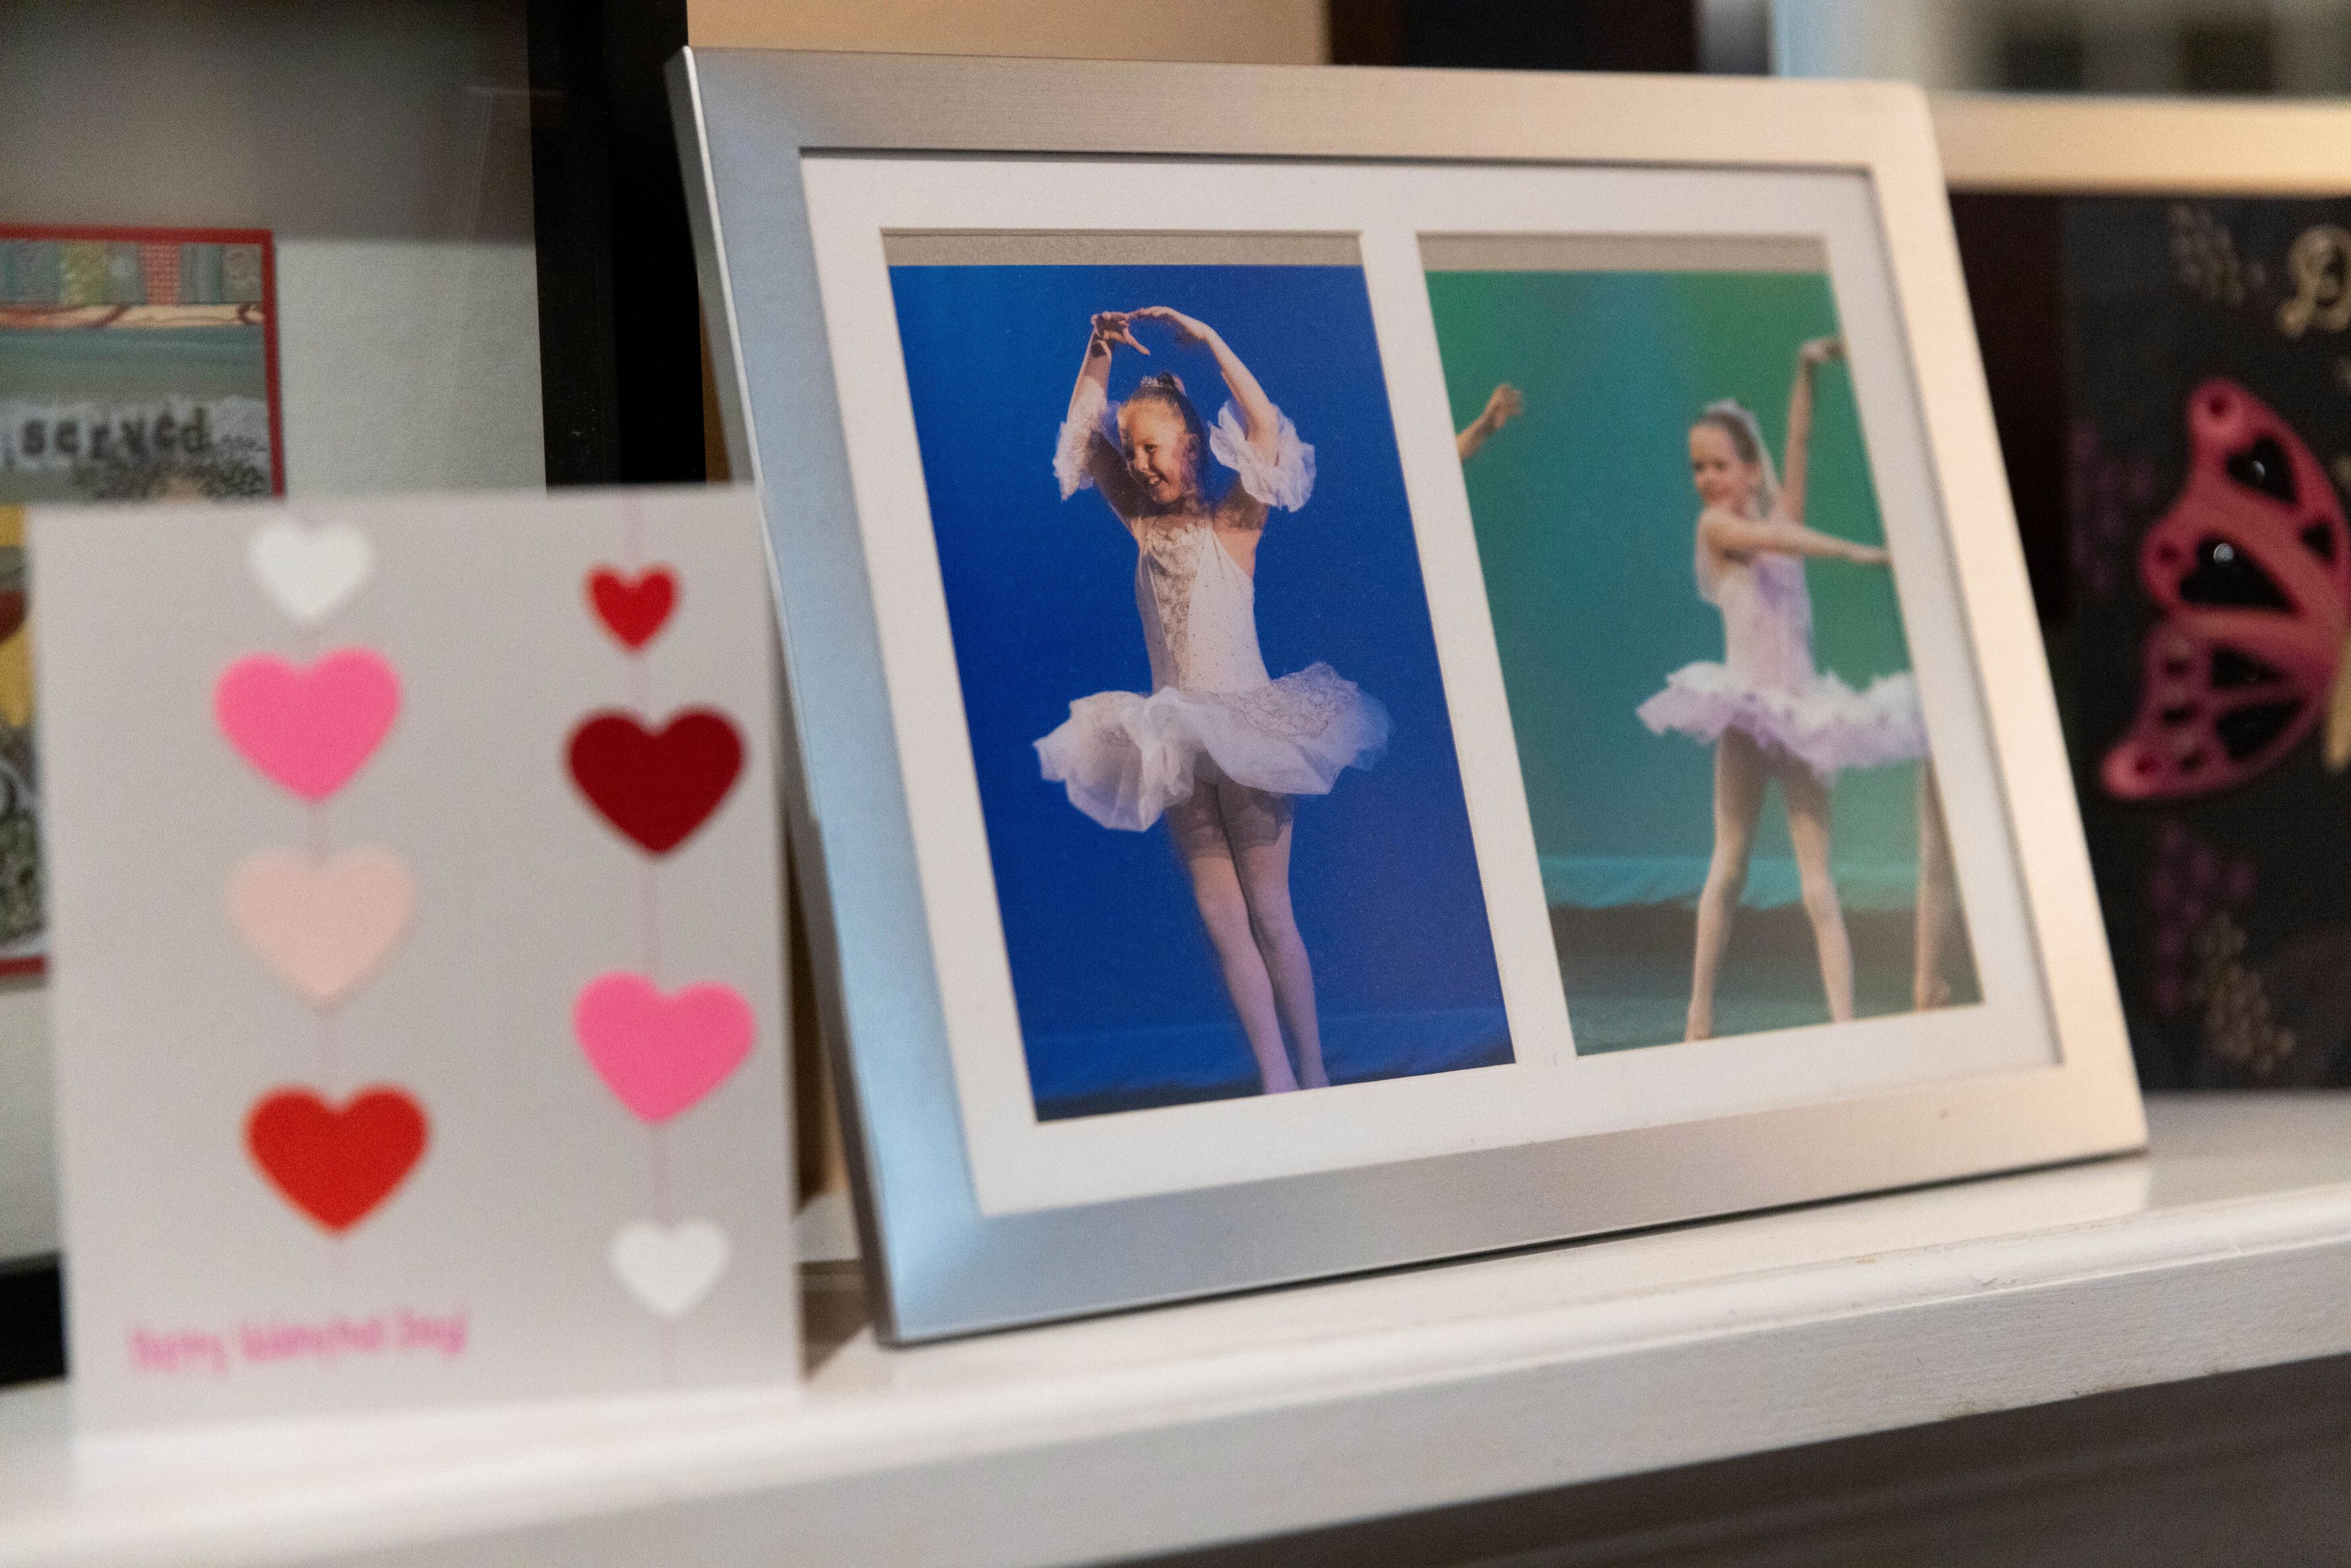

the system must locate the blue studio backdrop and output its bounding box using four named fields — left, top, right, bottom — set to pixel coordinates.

left=889, top=261, right=1509, bottom=1117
